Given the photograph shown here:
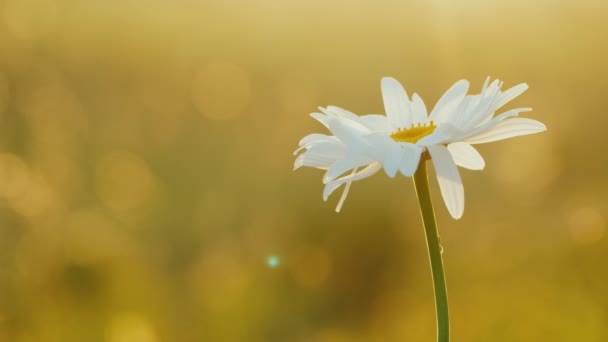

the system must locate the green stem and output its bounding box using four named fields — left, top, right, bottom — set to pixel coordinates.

left=413, top=160, right=450, bottom=342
